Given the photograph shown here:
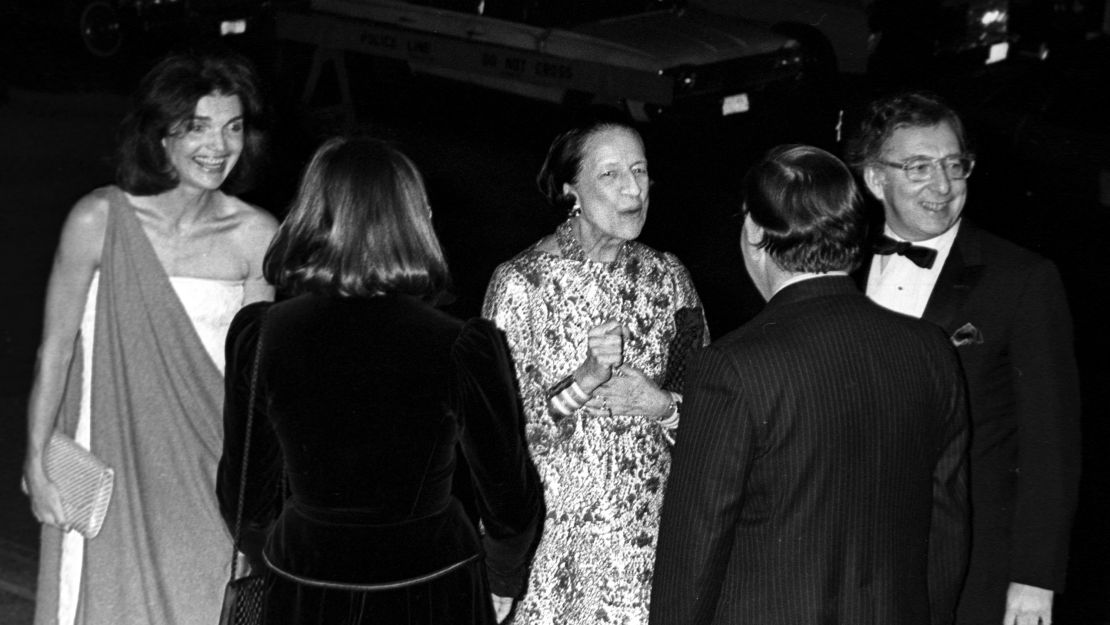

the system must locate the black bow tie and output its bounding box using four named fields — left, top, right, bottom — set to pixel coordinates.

left=872, top=235, right=938, bottom=269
